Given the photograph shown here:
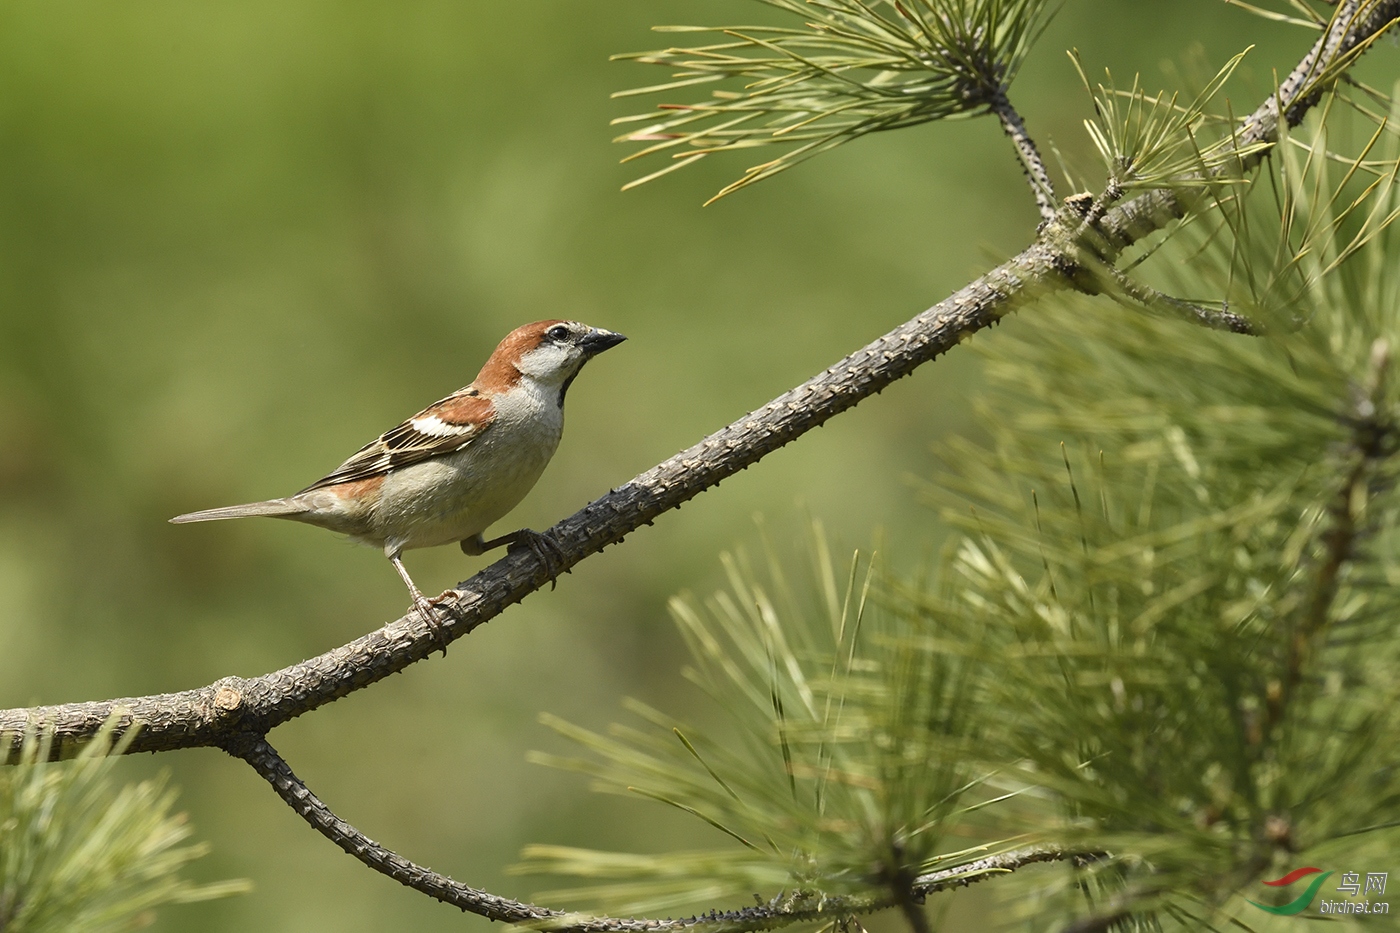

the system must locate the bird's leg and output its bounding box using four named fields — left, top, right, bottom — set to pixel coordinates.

left=389, top=552, right=449, bottom=657
left=476, top=529, right=566, bottom=590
